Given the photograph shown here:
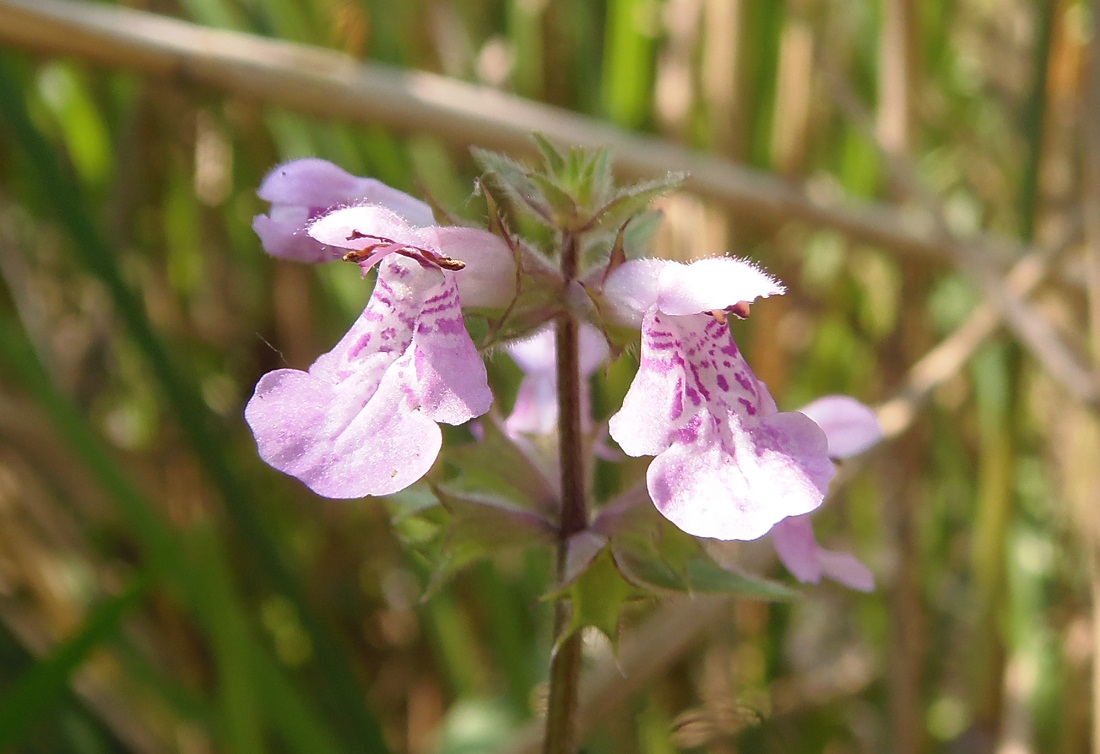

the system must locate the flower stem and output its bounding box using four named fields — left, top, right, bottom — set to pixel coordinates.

left=543, top=231, right=587, bottom=754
